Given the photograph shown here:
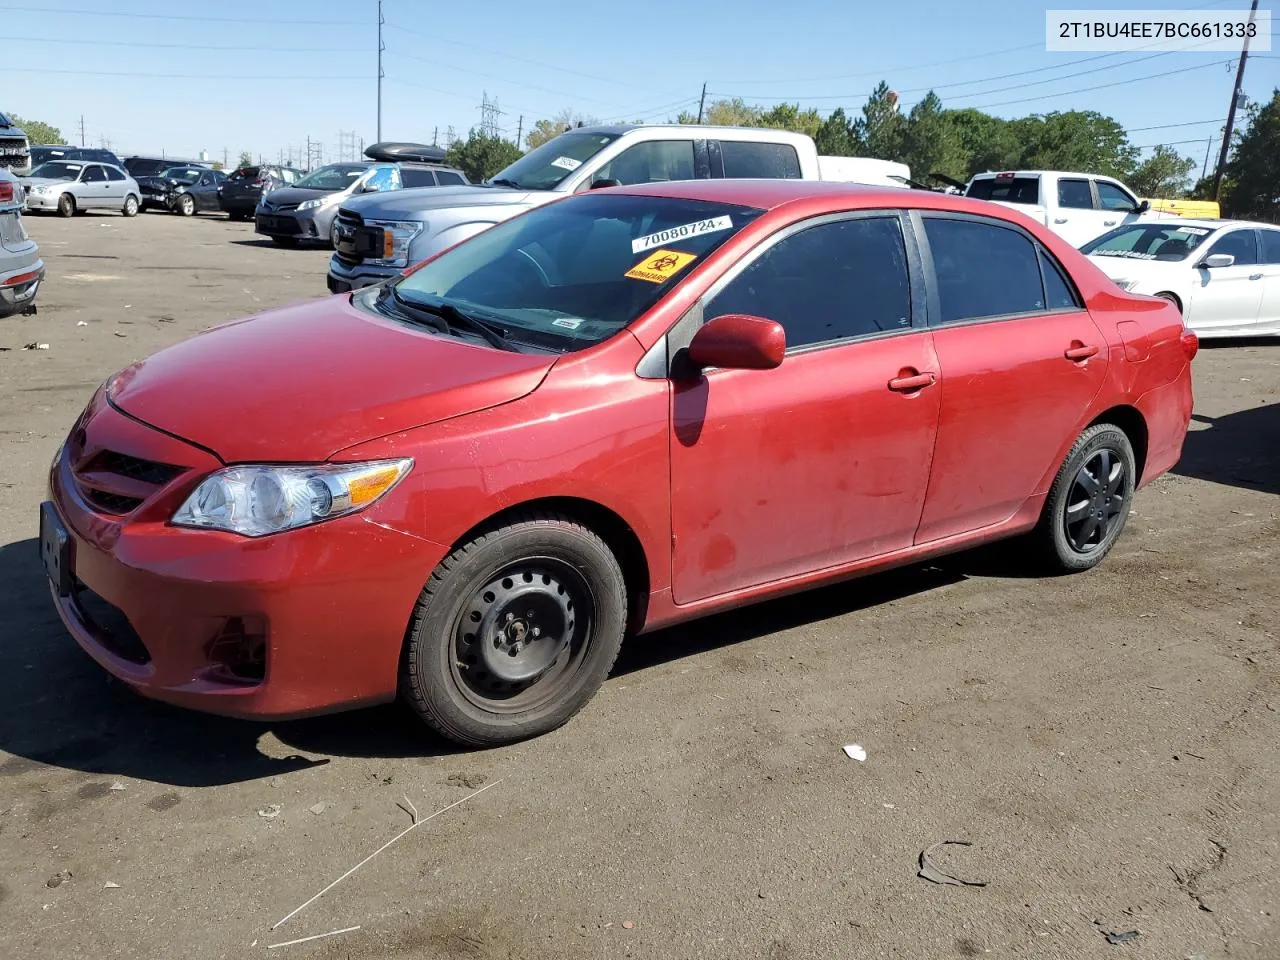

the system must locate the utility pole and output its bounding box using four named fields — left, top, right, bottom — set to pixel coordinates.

left=305, top=135, right=312, bottom=171
left=78, top=115, right=85, bottom=146
left=223, top=147, right=228, bottom=169
left=696, top=82, right=707, bottom=124
left=1212, top=0, right=1259, bottom=200
left=376, top=0, right=384, bottom=142
left=516, top=115, right=523, bottom=148
left=432, top=126, right=438, bottom=147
